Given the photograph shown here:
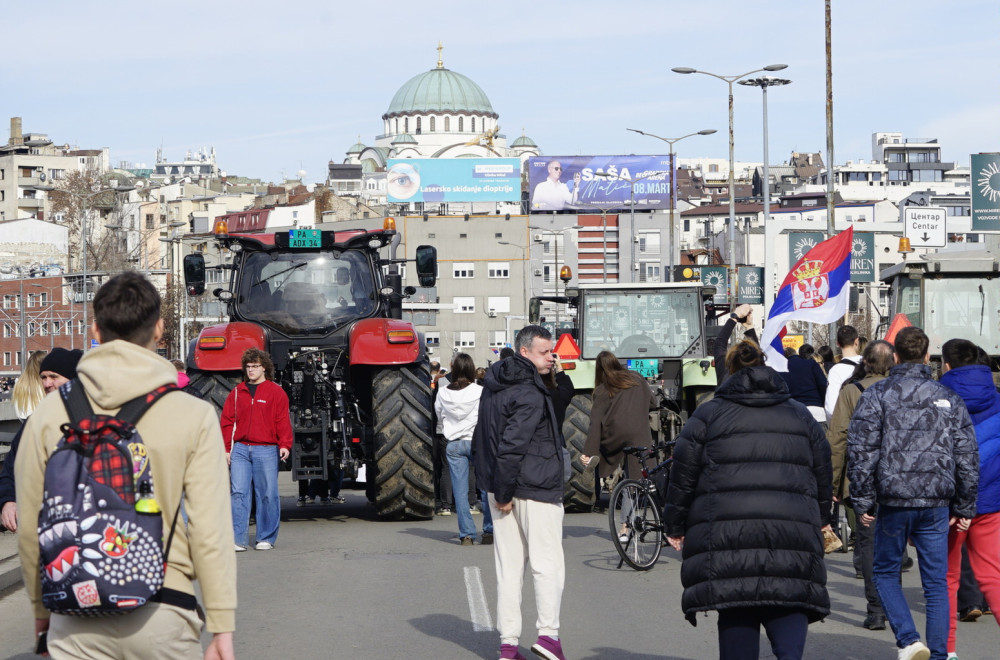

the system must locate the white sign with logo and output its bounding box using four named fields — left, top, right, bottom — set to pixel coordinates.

left=903, top=206, right=946, bottom=248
